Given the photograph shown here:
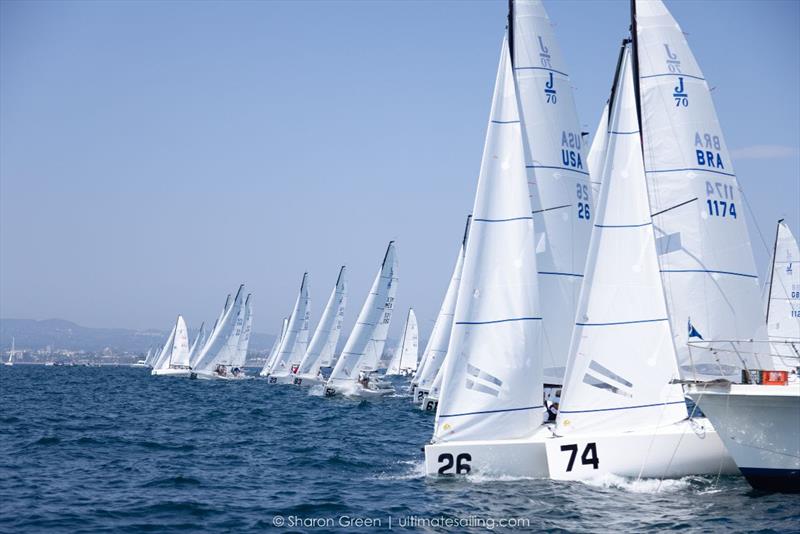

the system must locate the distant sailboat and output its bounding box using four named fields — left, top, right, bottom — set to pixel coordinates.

left=764, top=220, right=800, bottom=371
left=4, top=337, right=15, bottom=366
left=268, top=273, right=311, bottom=384
left=260, top=317, right=288, bottom=377
left=133, top=348, right=151, bottom=367
left=187, top=322, right=206, bottom=369
left=150, top=325, right=177, bottom=372
left=385, top=309, right=418, bottom=377
left=193, top=285, right=249, bottom=380
left=152, top=315, right=193, bottom=377
left=293, top=266, right=347, bottom=387
left=325, top=241, right=398, bottom=397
